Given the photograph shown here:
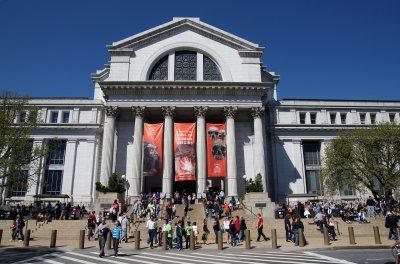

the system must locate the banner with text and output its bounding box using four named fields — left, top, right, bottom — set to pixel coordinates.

left=206, top=123, right=227, bottom=177
left=174, top=123, right=196, bottom=181
left=143, top=123, right=163, bottom=177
